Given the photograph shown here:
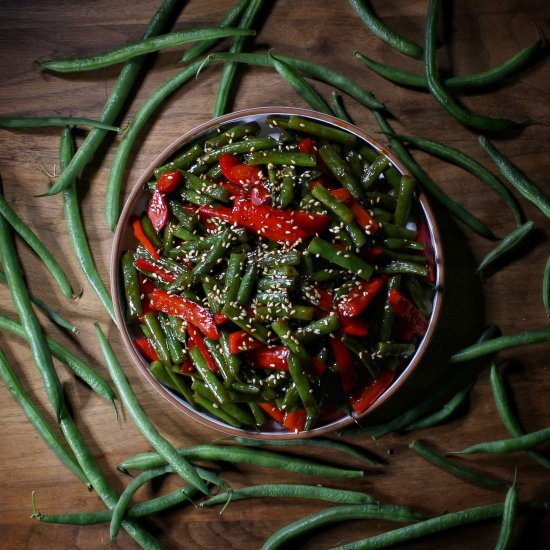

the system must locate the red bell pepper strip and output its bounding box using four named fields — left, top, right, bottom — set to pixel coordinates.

left=156, top=170, right=182, bottom=195
left=180, top=358, right=194, bottom=374
left=187, top=324, right=218, bottom=373
left=297, top=137, right=317, bottom=154
left=389, top=288, right=429, bottom=337
left=340, top=317, right=369, bottom=337
left=416, top=222, right=436, bottom=282
left=313, top=285, right=333, bottom=309
left=139, top=275, right=155, bottom=296
left=292, top=211, right=331, bottom=234
left=248, top=346, right=289, bottom=370
left=350, top=368, right=395, bottom=415
left=331, top=334, right=358, bottom=392
left=337, top=277, right=384, bottom=318
left=219, top=153, right=265, bottom=186
left=258, top=403, right=284, bottom=424
left=214, top=311, right=229, bottom=325
left=349, top=200, right=379, bottom=234
left=228, top=331, right=264, bottom=354
left=220, top=179, right=246, bottom=199
left=330, top=187, right=352, bottom=202
left=131, top=217, right=159, bottom=259
left=149, top=288, right=219, bottom=340
left=134, top=337, right=160, bottom=363
left=249, top=184, right=271, bottom=205
left=197, top=204, right=234, bottom=222
left=134, top=257, right=177, bottom=283
left=147, top=189, right=169, bottom=232
left=283, top=408, right=306, bottom=432
left=309, top=357, right=326, bottom=376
